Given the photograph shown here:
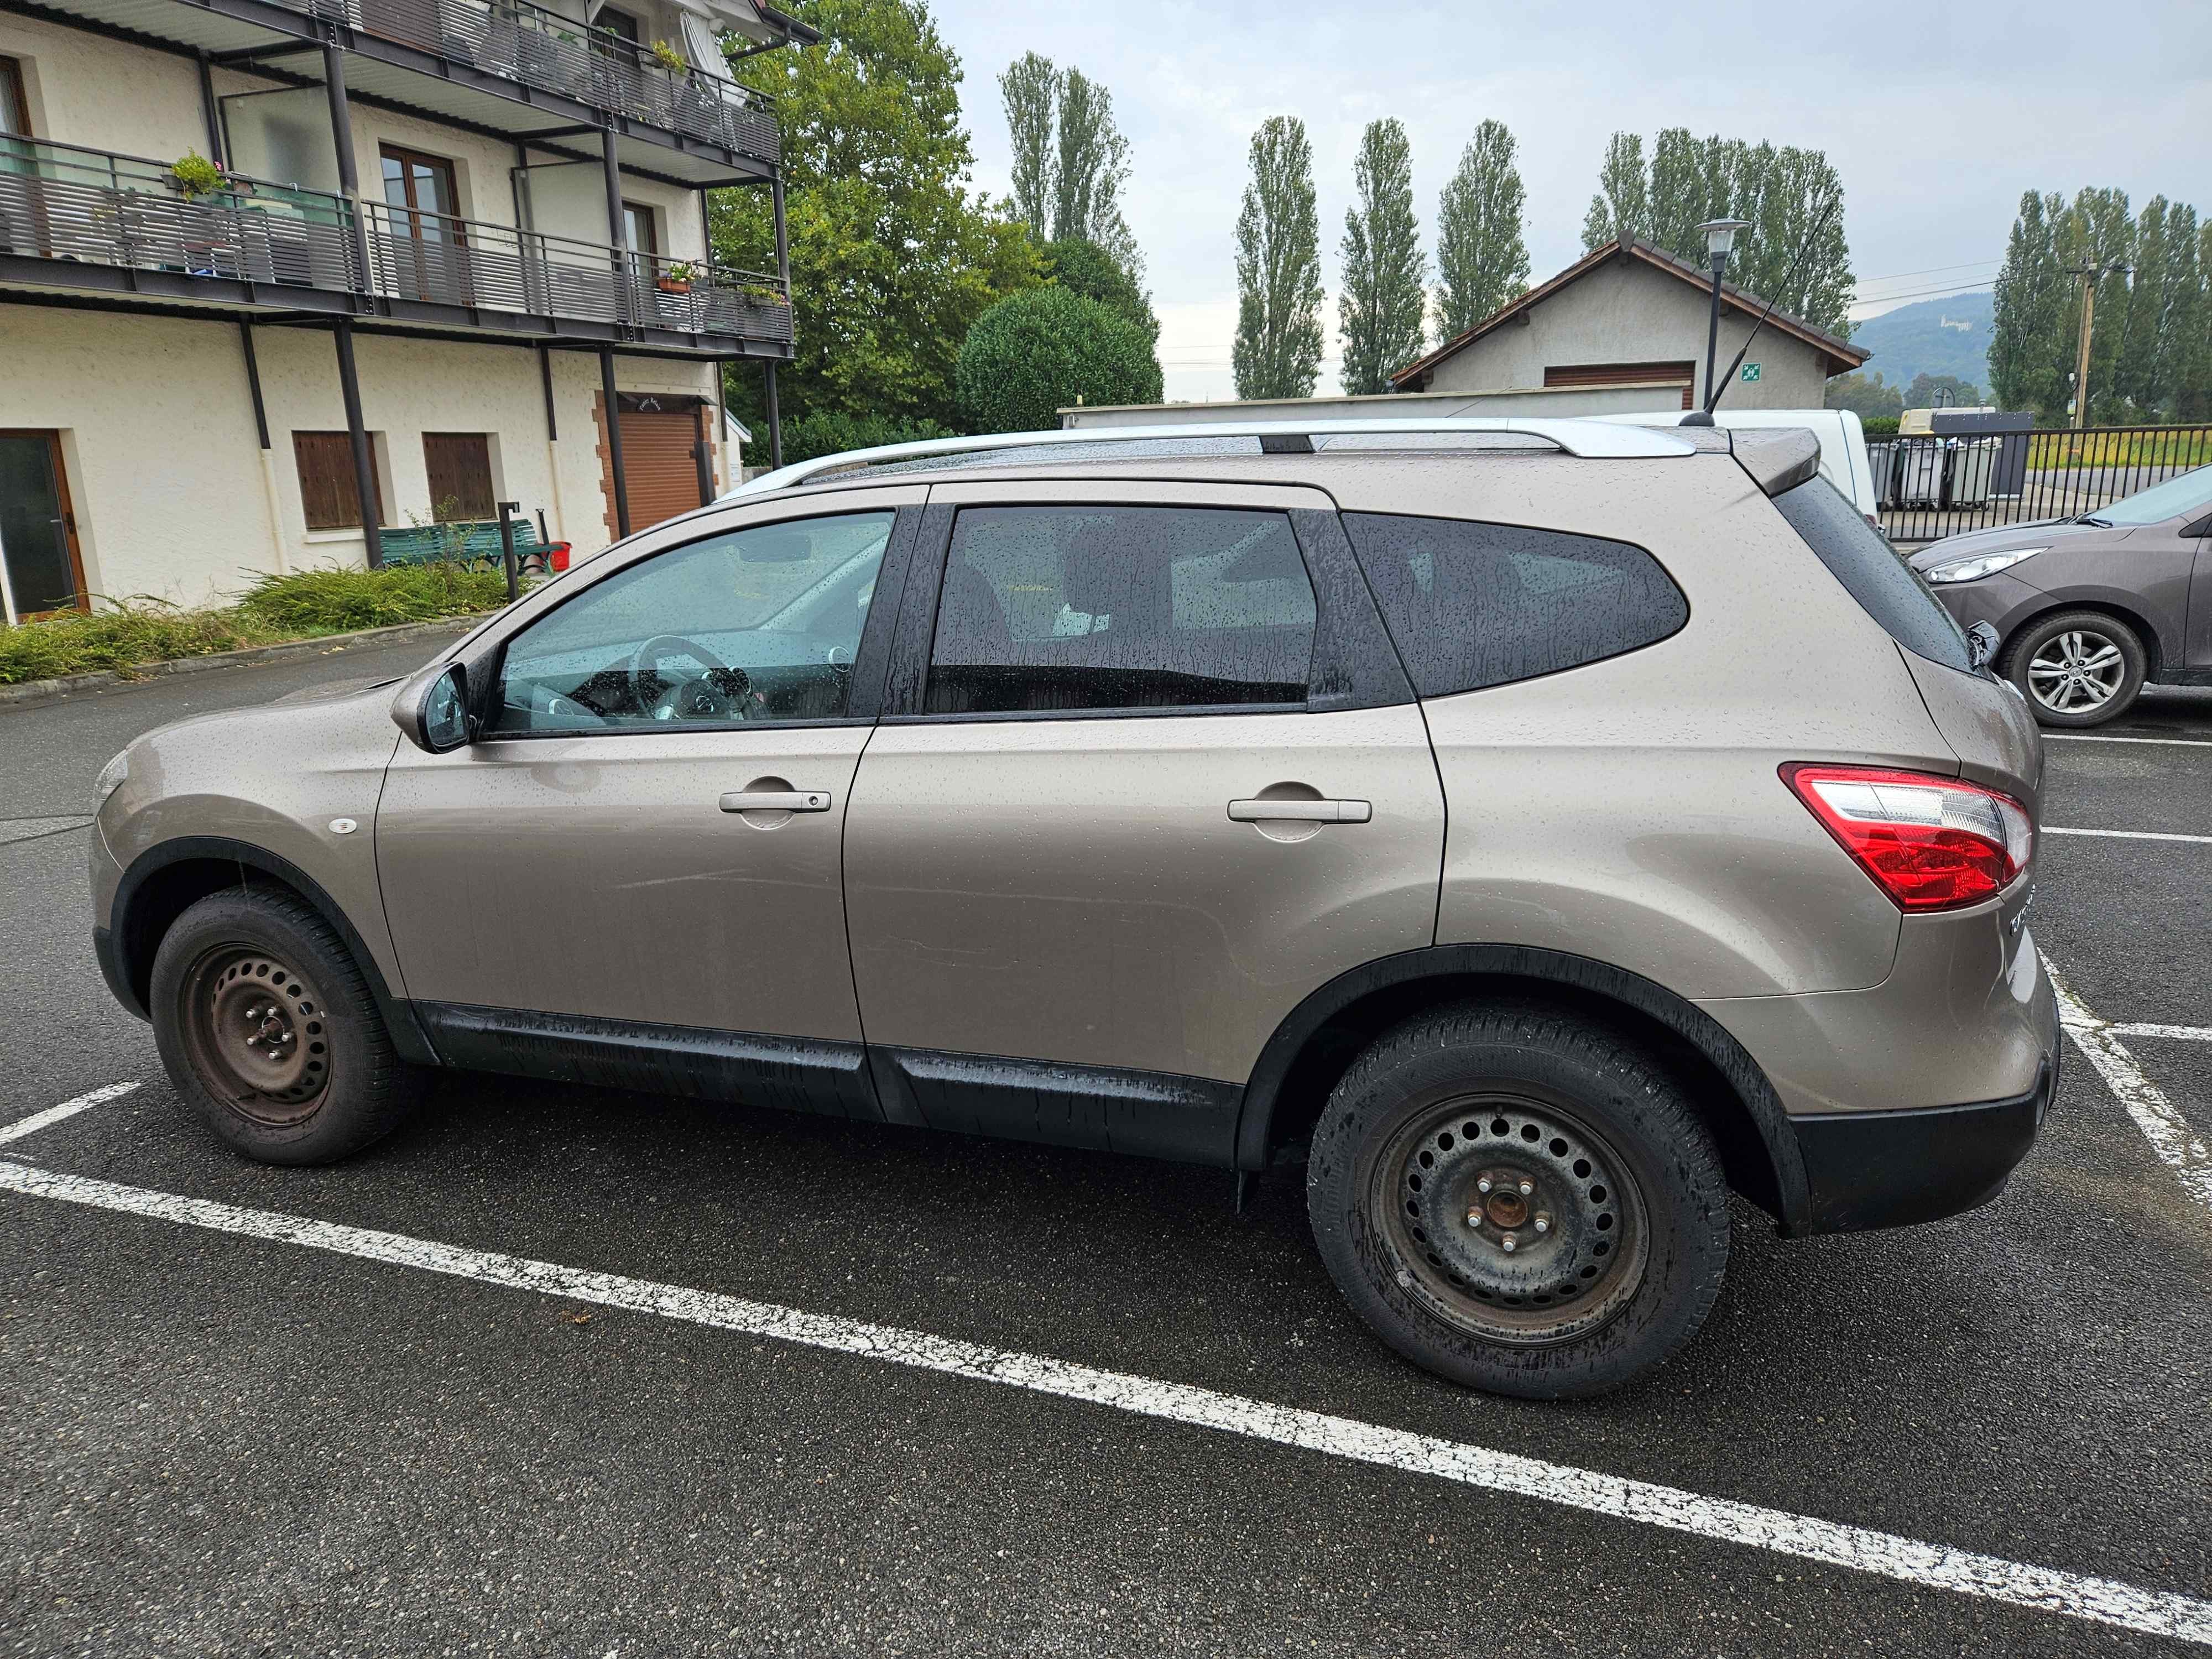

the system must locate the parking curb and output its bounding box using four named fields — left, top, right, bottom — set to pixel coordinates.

left=0, top=617, right=486, bottom=713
